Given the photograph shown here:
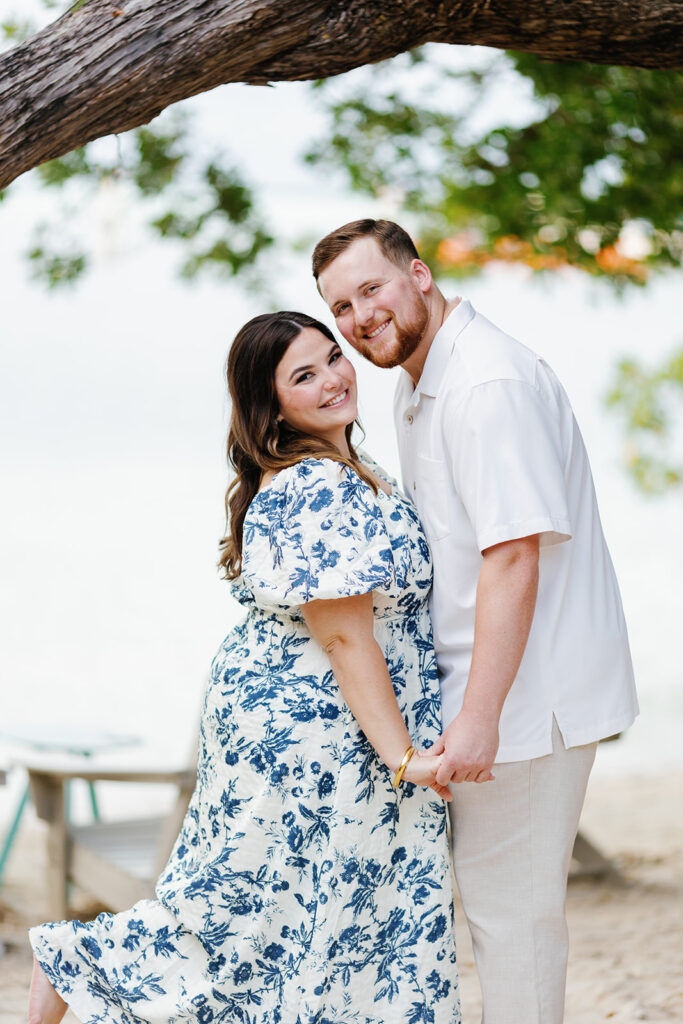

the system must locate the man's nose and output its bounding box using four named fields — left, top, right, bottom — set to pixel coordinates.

left=353, top=298, right=374, bottom=327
